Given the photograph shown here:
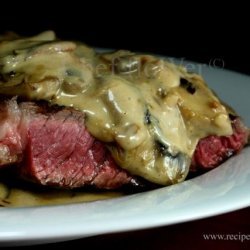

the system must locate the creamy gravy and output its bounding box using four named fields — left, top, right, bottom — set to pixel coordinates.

left=0, top=181, right=122, bottom=207
left=0, top=31, right=233, bottom=185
